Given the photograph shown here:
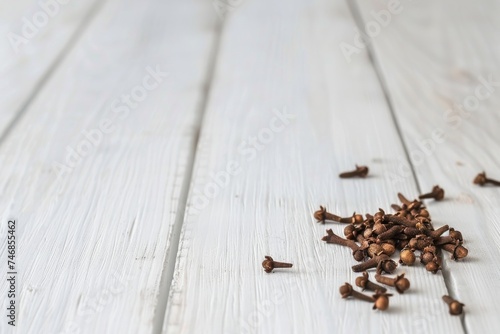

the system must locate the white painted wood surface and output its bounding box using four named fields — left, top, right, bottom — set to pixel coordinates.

left=0, top=0, right=218, bottom=333
left=163, top=0, right=462, bottom=333
left=1, top=0, right=498, bottom=333
left=0, top=0, right=100, bottom=136
left=355, top=0, right=500, bottom=332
